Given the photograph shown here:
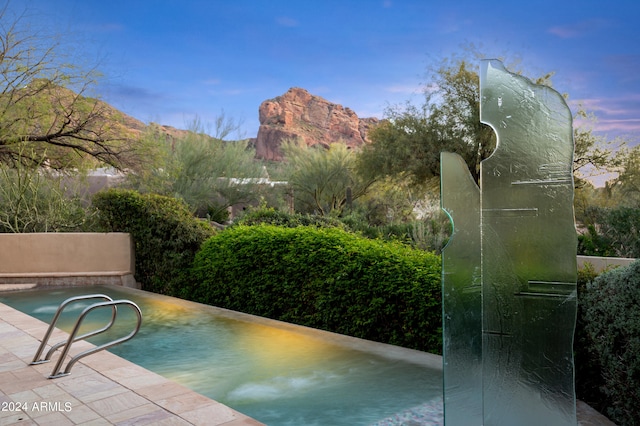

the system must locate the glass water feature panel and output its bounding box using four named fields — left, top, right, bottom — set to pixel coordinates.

left=479, top=59, right=577, bottom=425
left=441, top=59, right=578, bottom=426
left=441, top=152, right=482, bottom=425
